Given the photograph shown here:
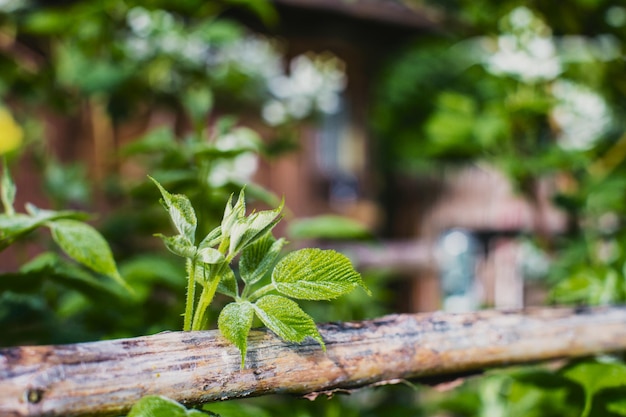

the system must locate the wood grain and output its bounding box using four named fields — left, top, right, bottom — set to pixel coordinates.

left=2, top=306, right=626, bottom=416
